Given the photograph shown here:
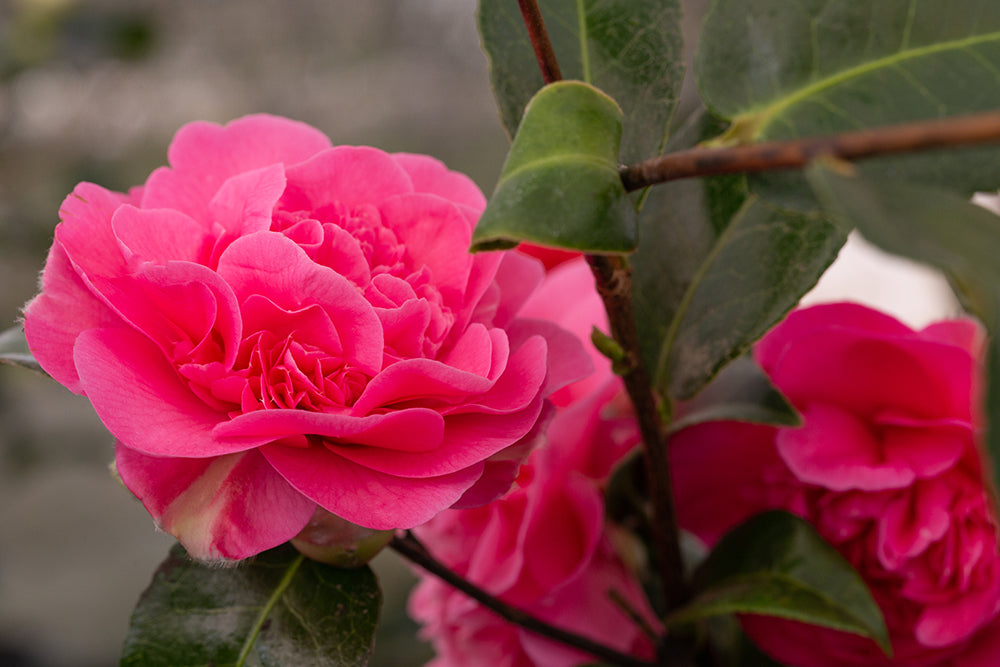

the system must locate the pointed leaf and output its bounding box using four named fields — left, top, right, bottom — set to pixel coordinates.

left=696, top=0, right=1000, bottom=209
left=471, top=80, right=637, bottom=252
left=669, top=355, right=801, bottom=433
left=807, top=161, right=1000, bottom=501
left=0, top=326, right=43, bottom=373
left=478, top=0, right=684, bottom=163
left=120, top=543, right=381, bottom=667
left=669, top=511, right=890, bottom=656
left=632, top=111, right=845, bottom=399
